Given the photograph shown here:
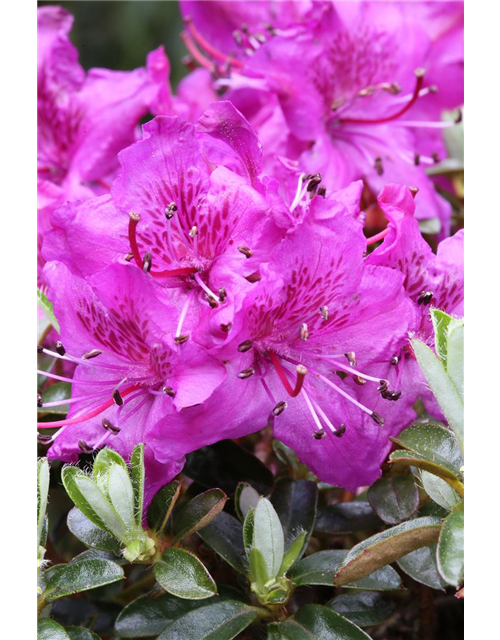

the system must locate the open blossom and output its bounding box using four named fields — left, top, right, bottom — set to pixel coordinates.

left=37, top=6, right=171, bottom=280
left=148, top=190, right=418, bottom=489
left=178, top=0, right=464, bottom=236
